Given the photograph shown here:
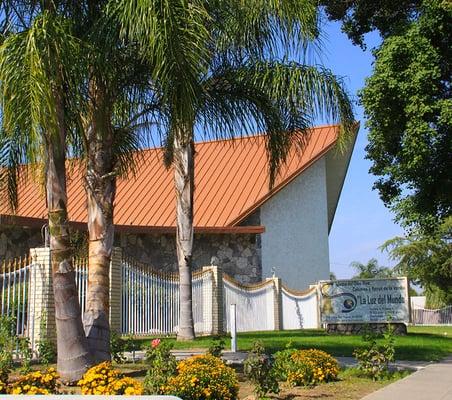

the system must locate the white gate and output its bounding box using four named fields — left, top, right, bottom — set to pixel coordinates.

left=222, top=276, right=275, bottom=332
left=120, top=256, right=214, bottom=336
left=281, top=285, right=319, bottom=329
